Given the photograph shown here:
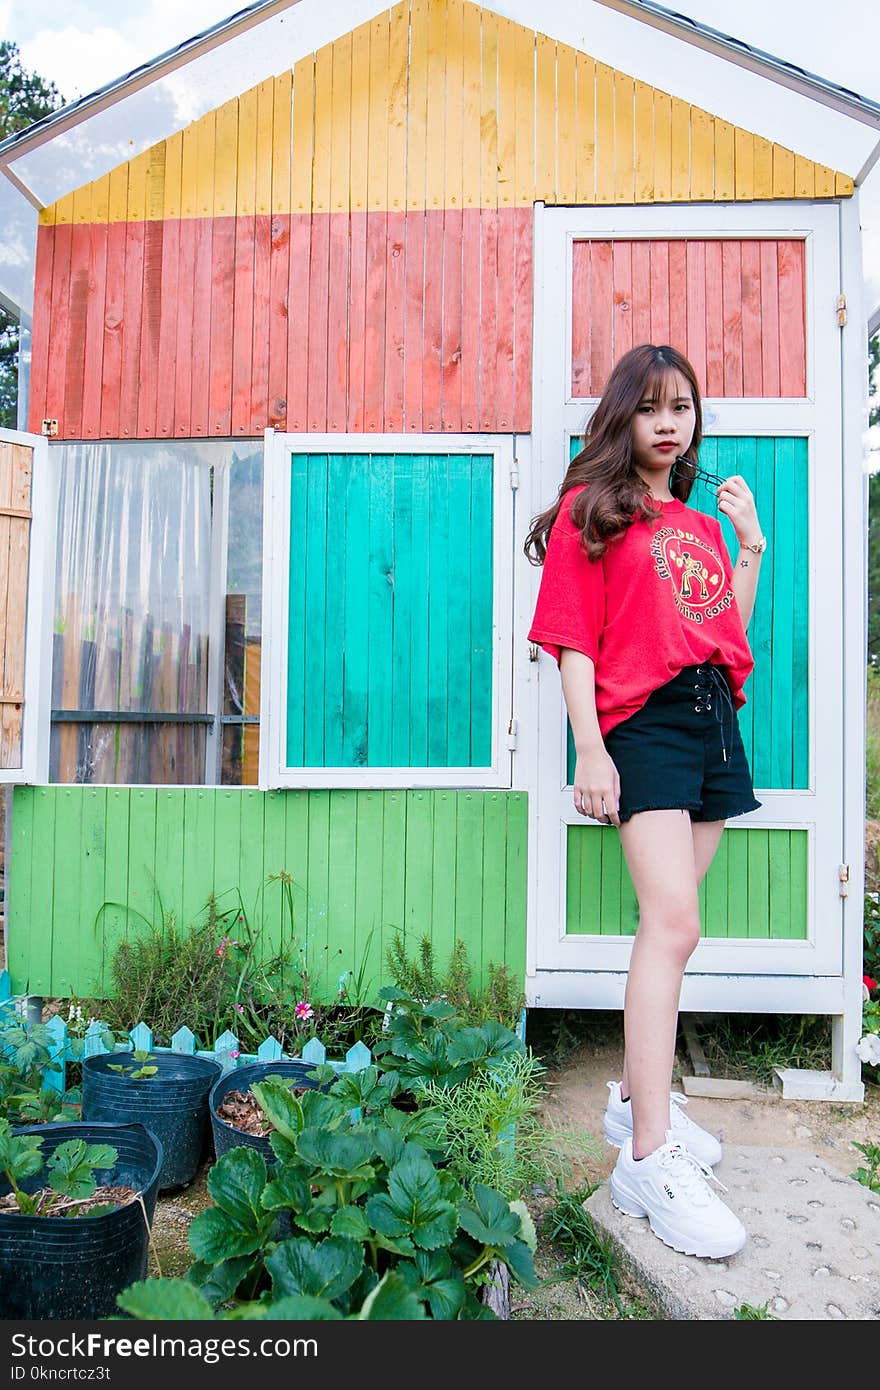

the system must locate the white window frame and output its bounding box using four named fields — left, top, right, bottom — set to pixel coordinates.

left=260, top=430, right=515, bottom=790
left=0, top=427, right=55, bottom=786
left=526, top=201, right=844, bottom=980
